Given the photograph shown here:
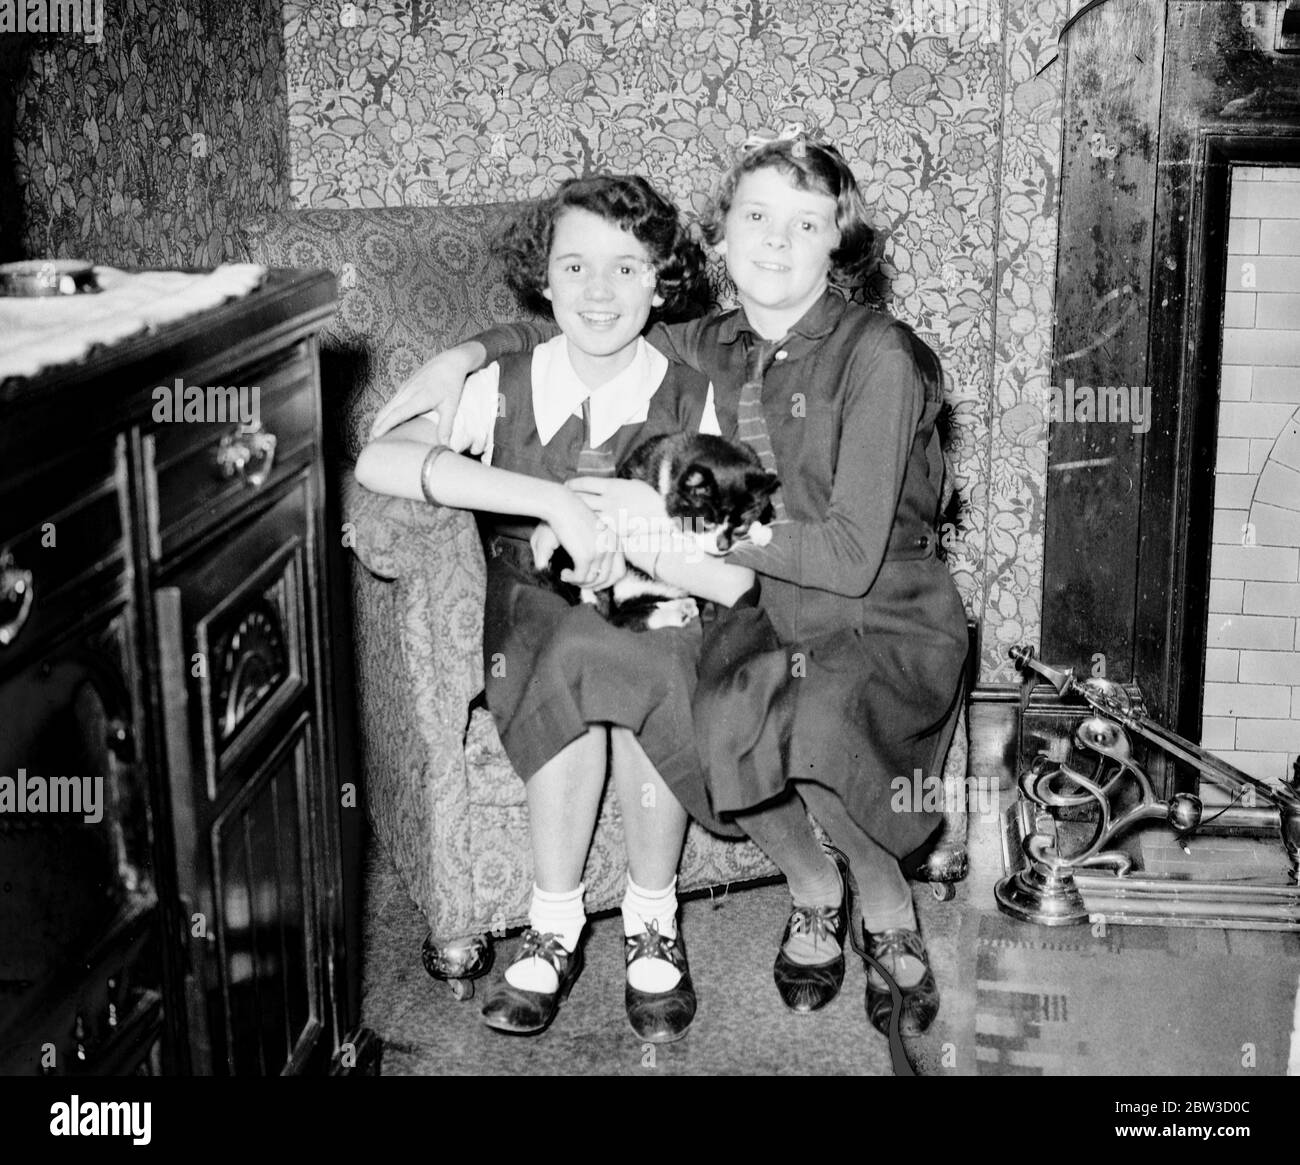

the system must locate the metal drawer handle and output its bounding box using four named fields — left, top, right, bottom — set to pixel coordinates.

left=0, top=550, right=34, bottom=647
left=215, top=424, right=277, bottom=489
